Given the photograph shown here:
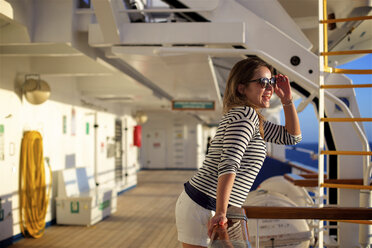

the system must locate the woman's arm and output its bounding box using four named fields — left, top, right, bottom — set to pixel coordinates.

left=282, top=98, right=301, bottom=136
left=274, top=74, right=301, bottom=136
left=208, top=108, right=257, bottom=237
left=263, top=120, right=302, bottom=145
left=207, top=173, right=236, bottom=238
